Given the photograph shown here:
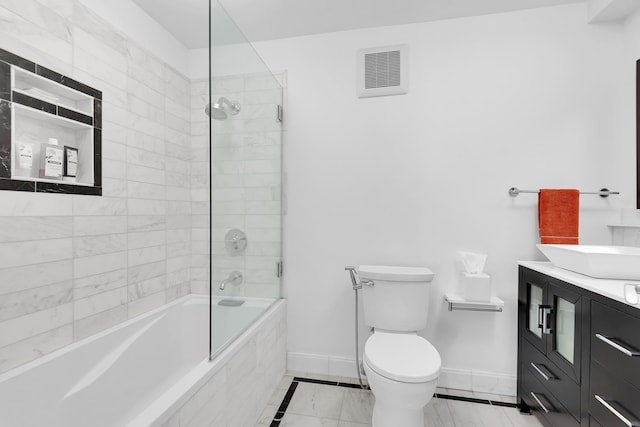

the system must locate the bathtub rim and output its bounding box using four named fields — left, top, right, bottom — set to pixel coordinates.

left=0, top=294, right=277, bottom=385
left=125, top=297, right=287, bottom=427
